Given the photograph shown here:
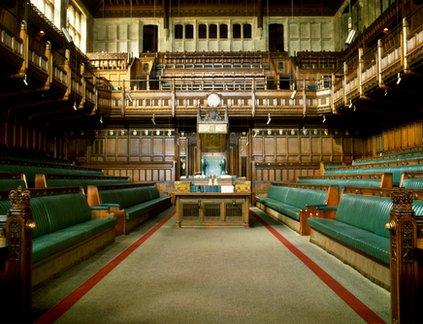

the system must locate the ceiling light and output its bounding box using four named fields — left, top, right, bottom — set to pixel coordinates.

left=132, top=130, right=138, bottom=136
left=290, top=90, right=297, bottom=100
left=322, top=115, right=326, bottom=123
left=126, top=93, right=133, bottom=103
left=396, top=72, right=402, bottom=85
left=266, top=113, right=271, bottom=125
left=348, top=100, right=353, bottom=109
left=73, top=101, right=77, bottom=110
left=345, top=28, right=356, bottom=45
left=22, top=74, right=28, bottom=86
left=99, top=115, right=103, bottom=124
left=151, top=114, right=156, bottom=125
